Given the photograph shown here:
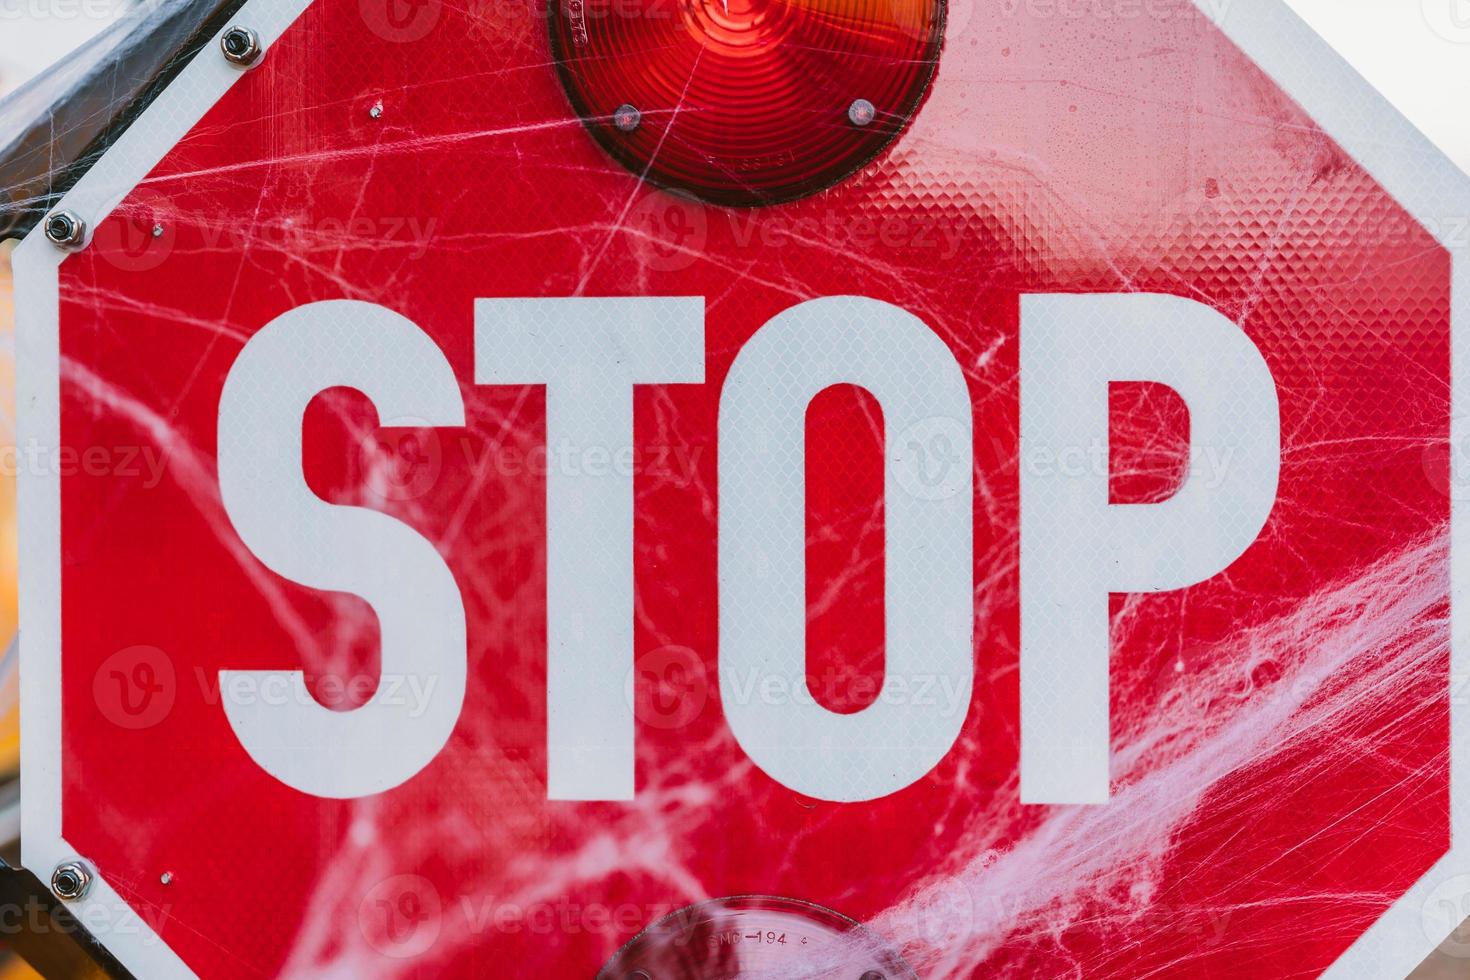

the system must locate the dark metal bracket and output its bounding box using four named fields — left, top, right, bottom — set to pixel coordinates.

left=0, top=861, right=134, bottom=978
left=0, top=0, right=247, bottom=239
